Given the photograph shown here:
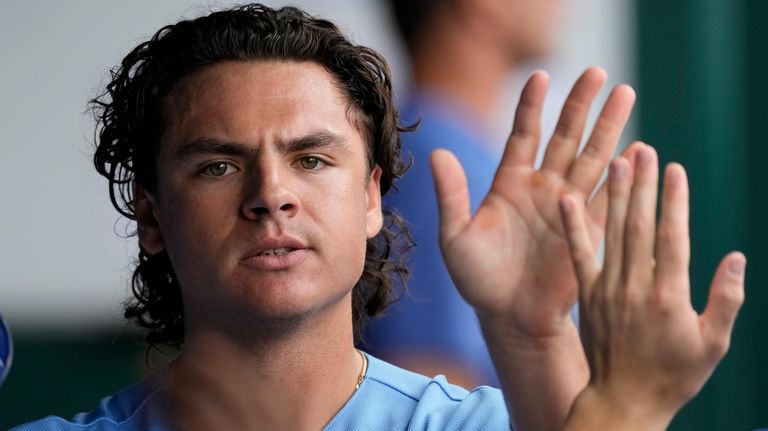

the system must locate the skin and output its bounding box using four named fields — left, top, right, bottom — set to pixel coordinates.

left=133, top=60, right=381, bottom=430
left=431, top=68, right=638, bottom=430
left=478, top=0, right=562, bottom=64
left=559, top=148, right=745, bottom=430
